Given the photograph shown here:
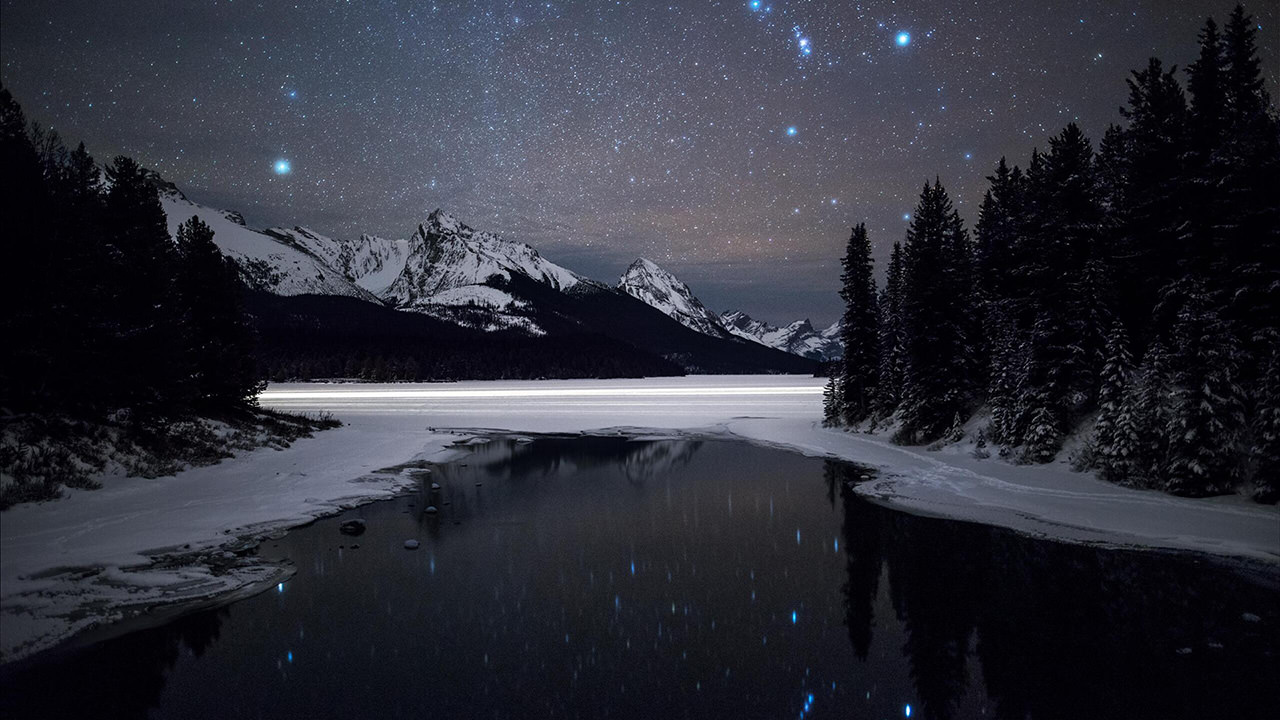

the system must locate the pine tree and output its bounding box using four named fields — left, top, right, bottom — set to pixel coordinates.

left=897, top=180, right=976, bottom=442
left=822, top=375, right=842, bottom=427
left=1186, top=17, right=1228, bottom=159
left=875, top=242, right=906, bottom=417
left=1092, top=321, right=1137, bottom=482
left=1116, top=57, right=1189, bottom=337
left=1022, top=398, right=1061, bottom=464
left=1250, top=346, right=1280, bottom=503
left=1162, top=279, right=1245, bottom=496
left=102, top=156, right=189, bottom=410
left=175, top=216, right=263, bottom=410
left=837, top=224, right=879, bottom=424
left=1127, top=341, right=1173, bottom=487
